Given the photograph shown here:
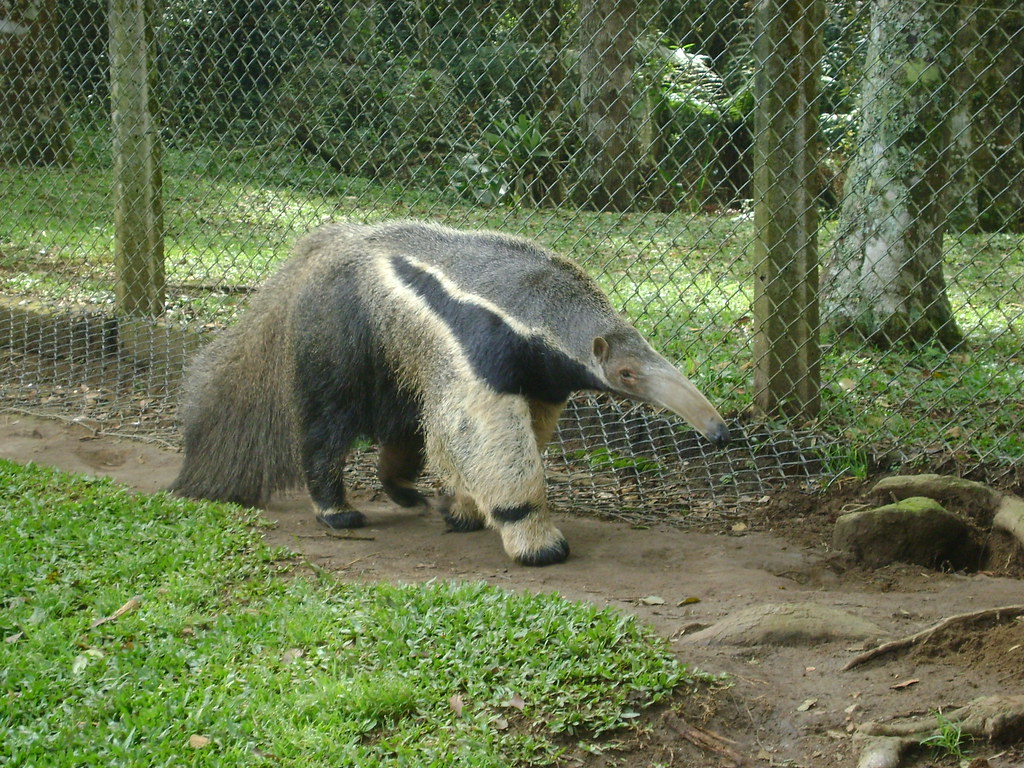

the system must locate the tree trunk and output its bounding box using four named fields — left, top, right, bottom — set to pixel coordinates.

left=524, top=0, right=567, bottom=205
left=946, top=1, right=980, bottom=231
left=823, top=0, right=963, bottom=348
left=973, top=6, right=1024, bottom=232
left=0, top=0, right=72, bottom=165
left=574, top=0, right=642, bottom=211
